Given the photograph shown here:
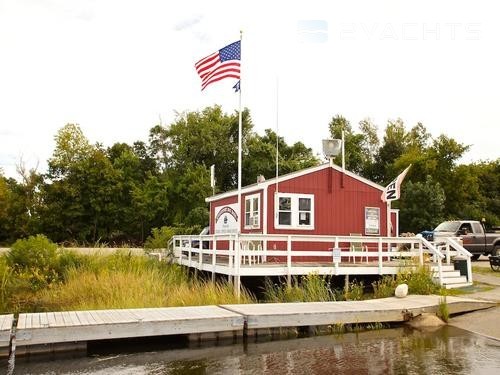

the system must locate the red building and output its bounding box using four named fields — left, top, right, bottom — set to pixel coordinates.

left=207, top=163, right=399, bottom=239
